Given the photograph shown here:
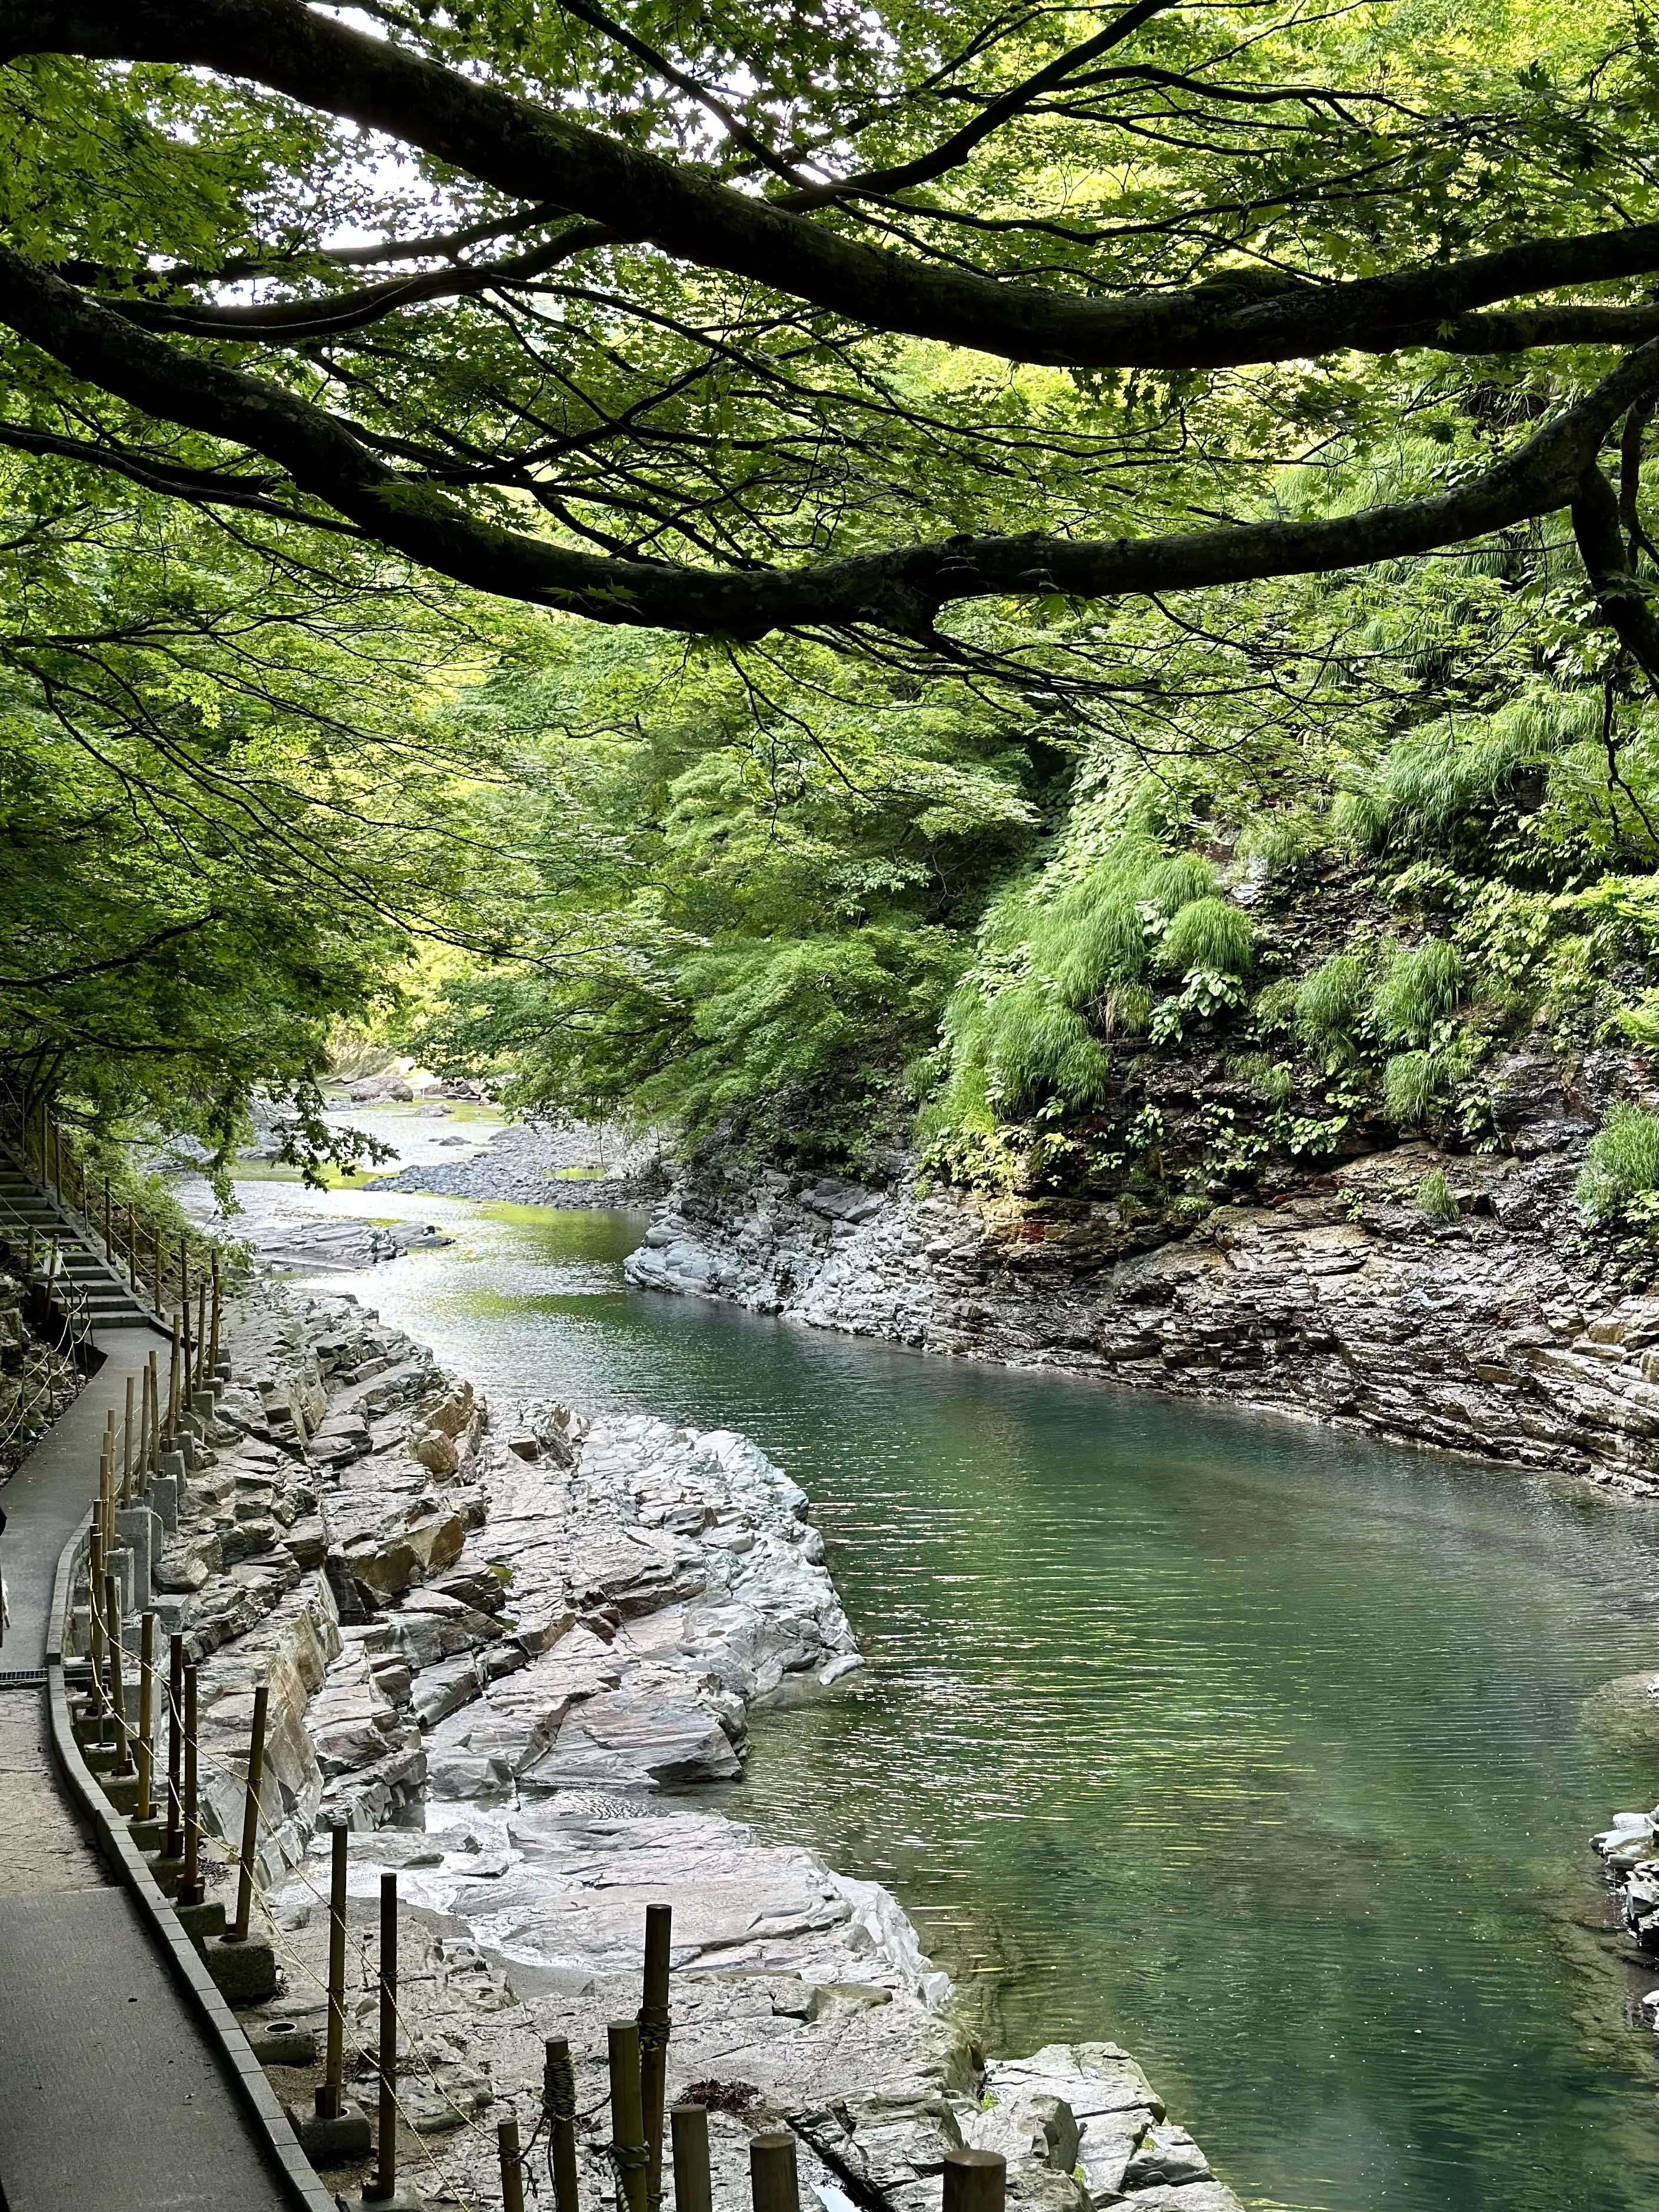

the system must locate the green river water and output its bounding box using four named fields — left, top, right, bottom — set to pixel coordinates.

left=255, top=1170, right=1659, bottom=2212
